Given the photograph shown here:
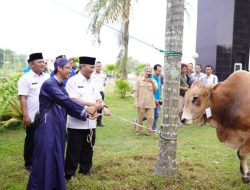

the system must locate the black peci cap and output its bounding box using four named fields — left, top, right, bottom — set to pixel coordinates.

left=79, top=56, right=96, bottom=65
left=28, top=53, right=43, bottom=63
